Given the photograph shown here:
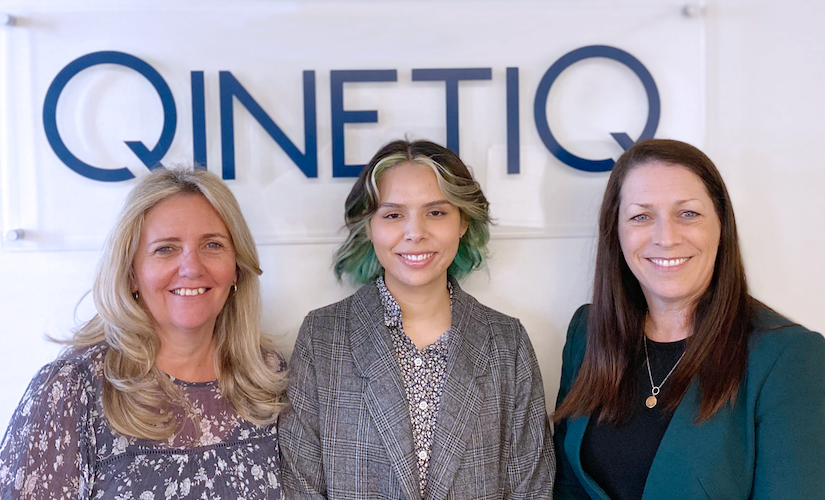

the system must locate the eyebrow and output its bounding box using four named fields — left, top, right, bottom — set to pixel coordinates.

left=378, top=199, right=452, bottom=209
left=626, top=199, right=701, bottom=209
left=147, top=233, right=230, bottom=245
